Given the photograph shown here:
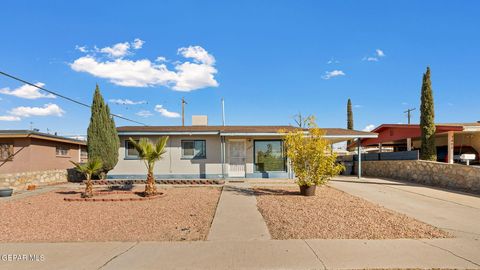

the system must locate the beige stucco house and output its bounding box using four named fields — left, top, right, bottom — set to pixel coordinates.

left=109, top=125, right=377, bottom=179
